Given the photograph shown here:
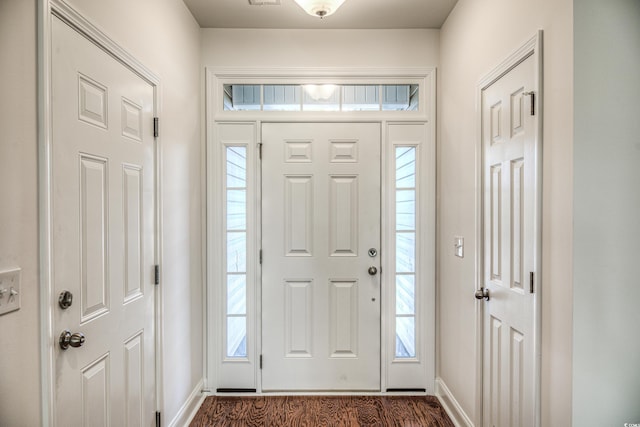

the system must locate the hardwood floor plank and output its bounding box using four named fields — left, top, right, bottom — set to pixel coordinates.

left=190, top=396, right=454, bottom=426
